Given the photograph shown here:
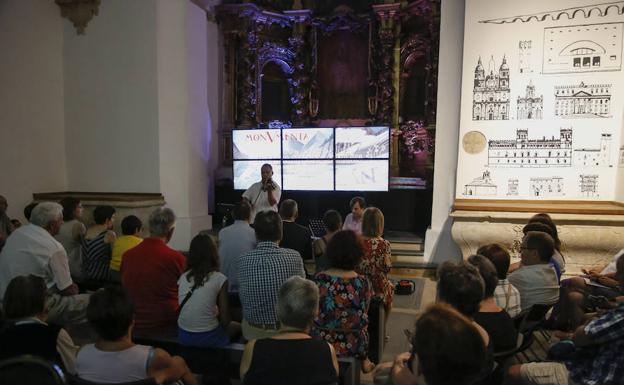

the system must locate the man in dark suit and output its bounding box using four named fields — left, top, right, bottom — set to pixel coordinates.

left=279, top=199, right=313, bottom=262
